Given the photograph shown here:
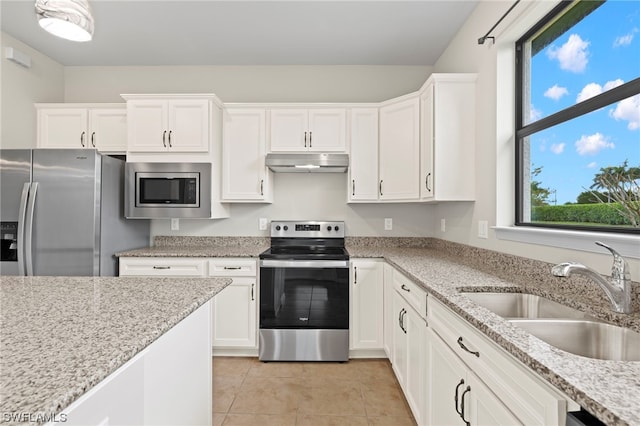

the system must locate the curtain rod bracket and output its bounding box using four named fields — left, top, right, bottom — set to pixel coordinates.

left=478, top=36, right=495, bottom=45
left=478, top=0, right=521, bottom=46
